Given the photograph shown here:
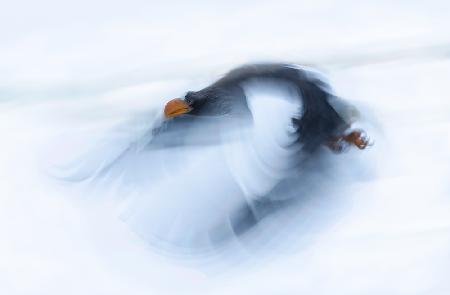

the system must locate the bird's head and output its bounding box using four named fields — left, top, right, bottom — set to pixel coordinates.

left=164, top=91, right=200, bottom=119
